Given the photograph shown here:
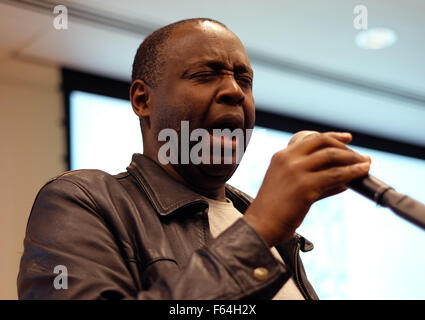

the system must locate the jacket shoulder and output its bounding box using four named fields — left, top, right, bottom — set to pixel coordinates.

left=47, top=169, right=126, bottom=186
left=33, top=169, right=132, bottom=217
